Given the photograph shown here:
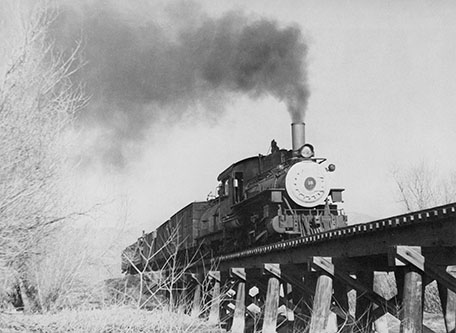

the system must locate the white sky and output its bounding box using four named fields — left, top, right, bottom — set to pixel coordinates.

left=74, top=0, right=456, bottom=234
